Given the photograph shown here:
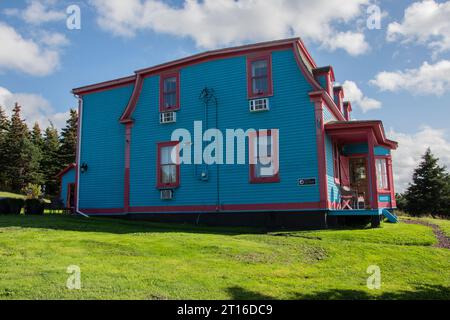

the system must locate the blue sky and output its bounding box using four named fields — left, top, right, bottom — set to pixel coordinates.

left=0, top=0, right=449, bottom=191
